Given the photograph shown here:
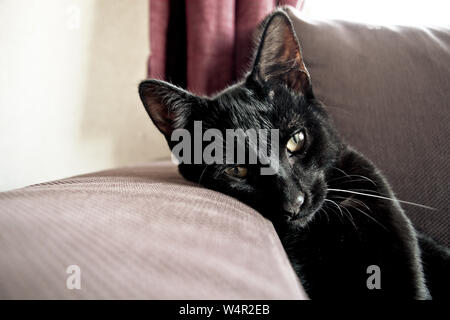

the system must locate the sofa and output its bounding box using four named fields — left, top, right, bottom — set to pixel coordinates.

left=0, top=7, right=448, bottom=299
